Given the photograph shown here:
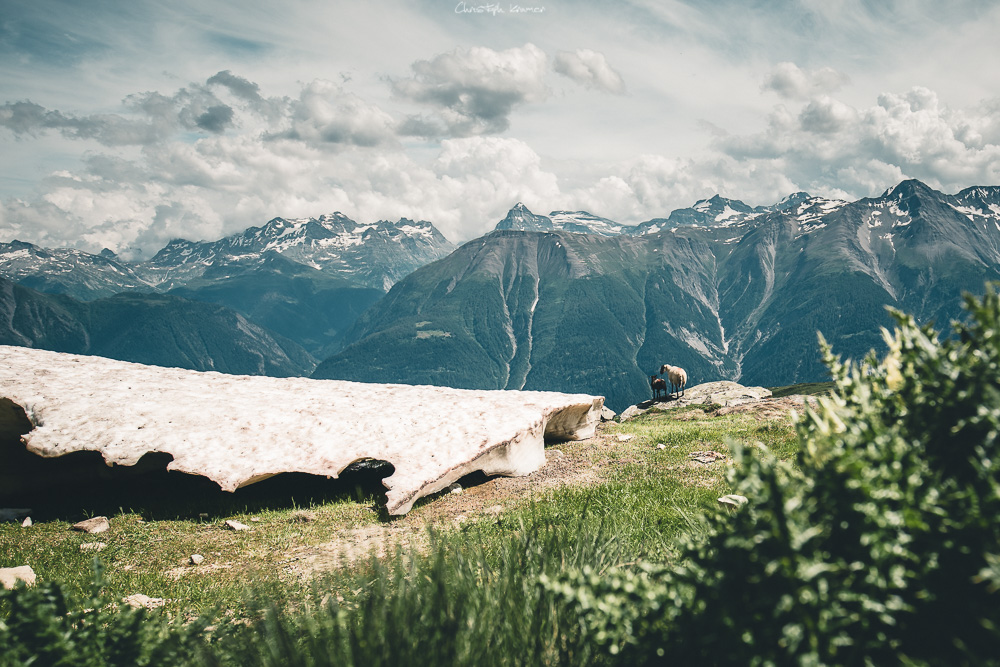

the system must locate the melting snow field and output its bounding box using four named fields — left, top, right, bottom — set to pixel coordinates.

left=0, top=346, right=603, bottom=515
